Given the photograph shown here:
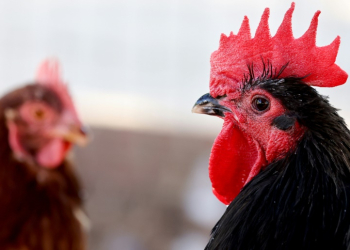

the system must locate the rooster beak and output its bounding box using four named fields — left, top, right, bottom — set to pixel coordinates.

left=192, top=93, right=231, bottom=117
